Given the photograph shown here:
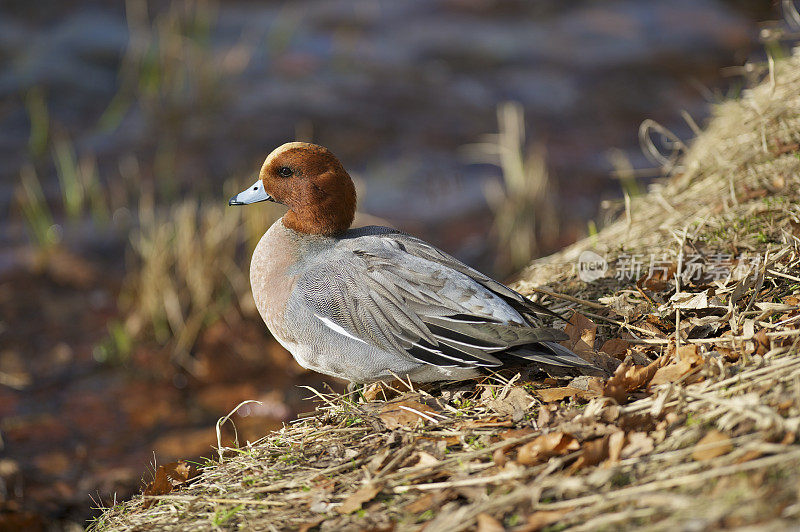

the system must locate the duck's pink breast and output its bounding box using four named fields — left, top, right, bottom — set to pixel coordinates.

left=249, top=219, right=301, bottom=346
